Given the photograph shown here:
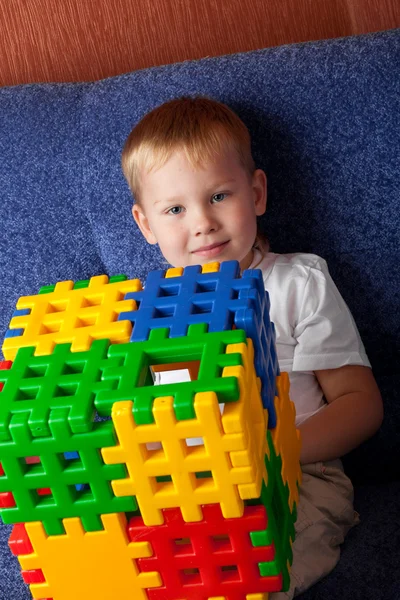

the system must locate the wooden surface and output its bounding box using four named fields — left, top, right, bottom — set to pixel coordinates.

left=1, top=0, right=399, bottom=86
